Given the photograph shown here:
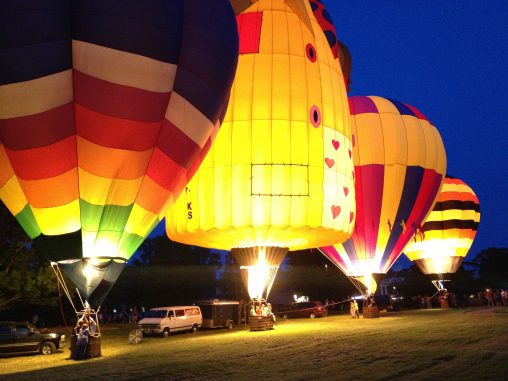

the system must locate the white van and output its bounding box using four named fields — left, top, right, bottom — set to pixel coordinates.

left=138, top=306, right=202, bottom=338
